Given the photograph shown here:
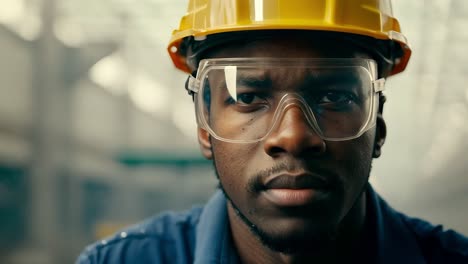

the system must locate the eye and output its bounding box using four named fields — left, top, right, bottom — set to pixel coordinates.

left=228, top=92, right=268, bottom=106
left=225, top=92, right=269, bottom=113
left=319, top=92, right=353, bottom=105
left=312, top=91, right=360, bottom=112
left=237, top=93, right=260, bottom=105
